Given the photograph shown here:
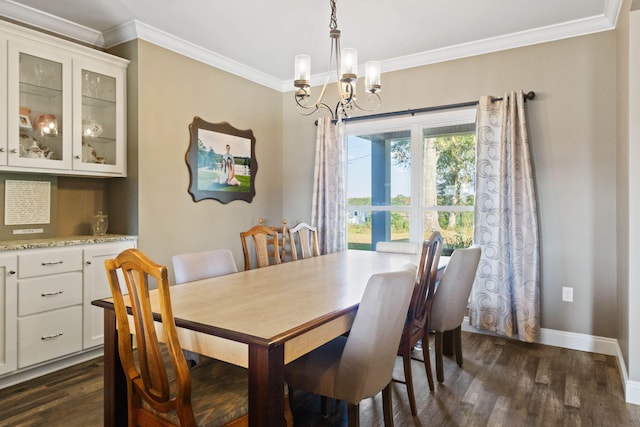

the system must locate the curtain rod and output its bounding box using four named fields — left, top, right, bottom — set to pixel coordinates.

left=315, top=91, right=536, bottom=125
